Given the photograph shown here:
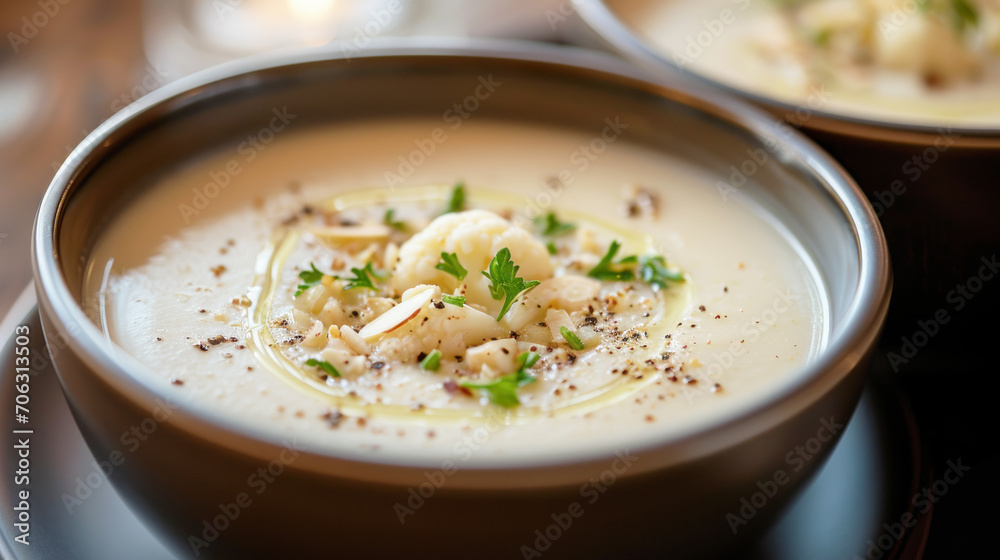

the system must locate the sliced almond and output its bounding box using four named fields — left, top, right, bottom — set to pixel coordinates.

left=340, top=325, right=371, bottom=355
left=358, top=288, right=434, bottom=341
left=401, top=284, right=441, bottom=301
left=301, top=320, right=327, bottom=348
